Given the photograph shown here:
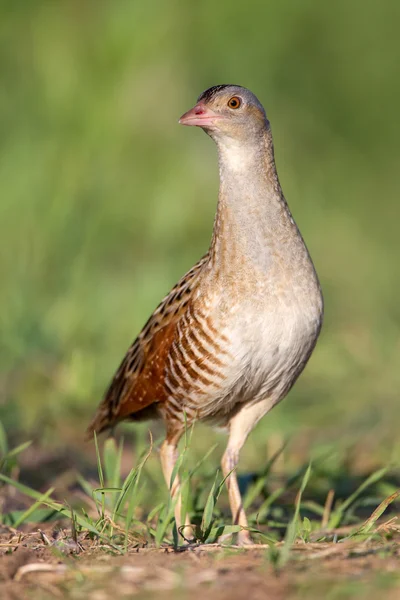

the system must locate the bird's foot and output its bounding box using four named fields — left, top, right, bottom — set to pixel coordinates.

left=177, top=524, right=197, bottom=545
left=236, top=530, right=254, bottom=547
left=217, top=531, right=235, bottom=545
left=217, top=528, right=254, bottom=547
